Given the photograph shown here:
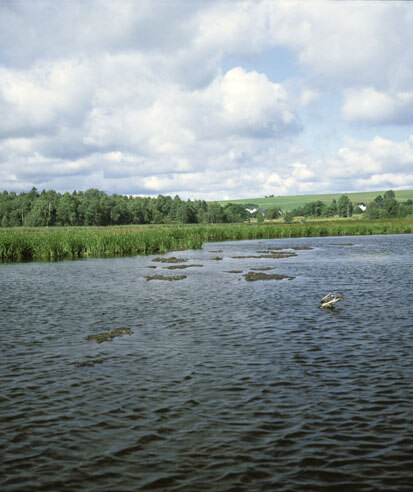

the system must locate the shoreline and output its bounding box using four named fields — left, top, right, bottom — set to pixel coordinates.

left=1, top=218, right=412, bottom=263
